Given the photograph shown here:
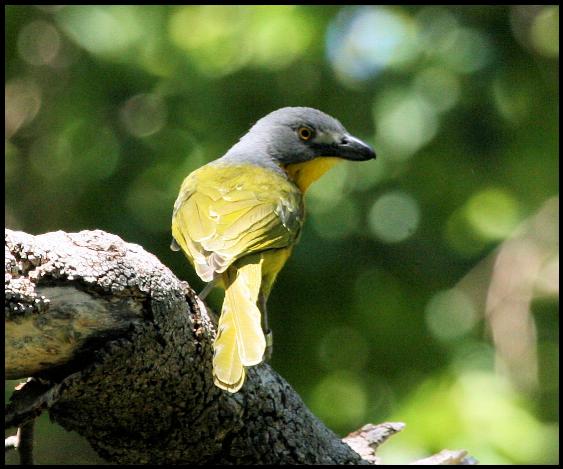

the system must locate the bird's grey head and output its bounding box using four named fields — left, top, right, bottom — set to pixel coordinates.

left=223, top=107, right=376, bottom=166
